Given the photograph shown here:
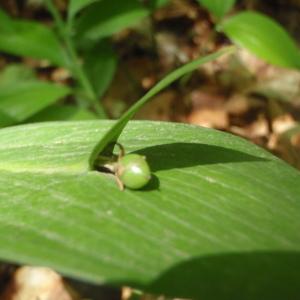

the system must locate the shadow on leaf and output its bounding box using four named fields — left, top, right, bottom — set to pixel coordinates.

left=134, top=143, right=268, bottom=172
left=131, top=251, right=300, bottom=300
